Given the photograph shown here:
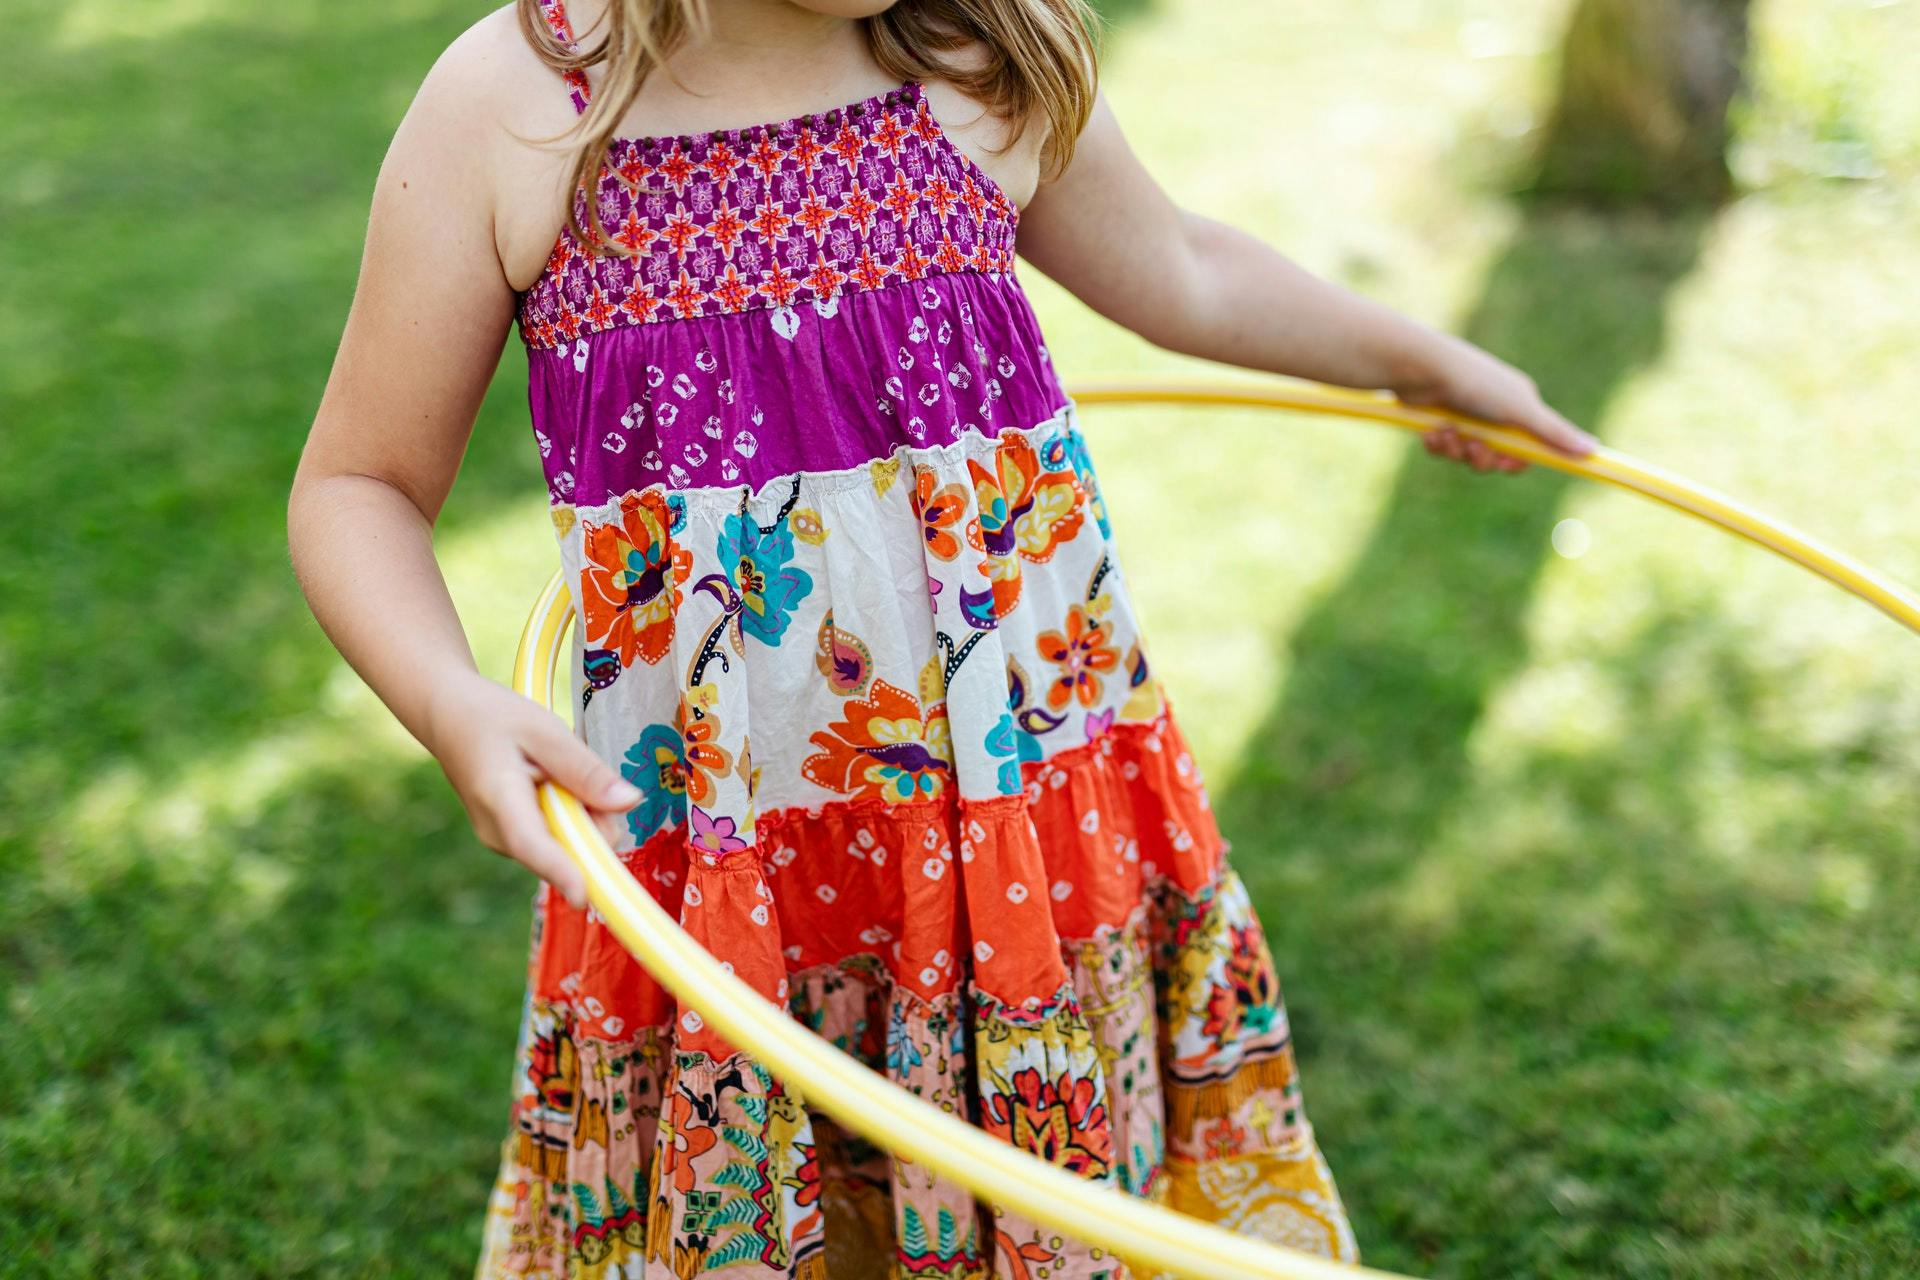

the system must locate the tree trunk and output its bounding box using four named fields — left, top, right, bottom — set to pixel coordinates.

left=1530, top=0, right=1753, bottom=207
